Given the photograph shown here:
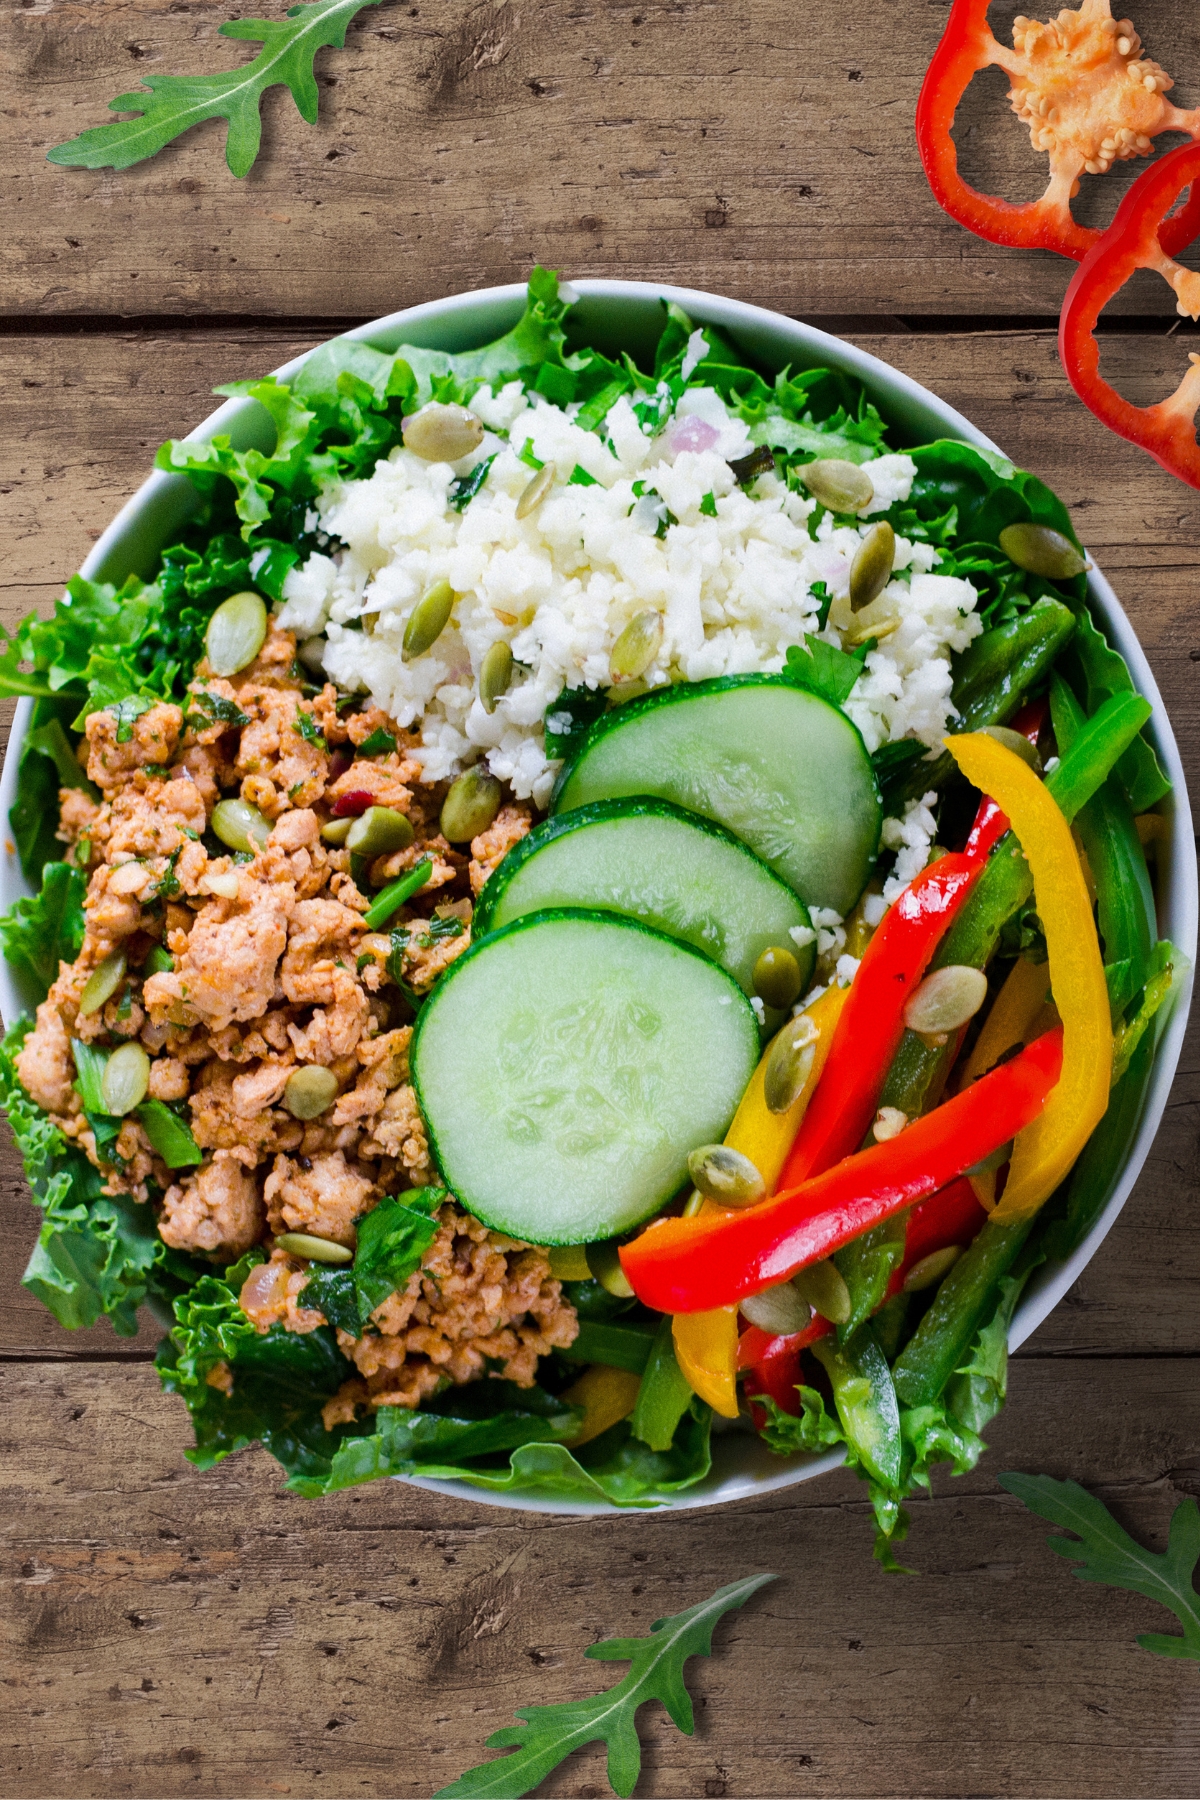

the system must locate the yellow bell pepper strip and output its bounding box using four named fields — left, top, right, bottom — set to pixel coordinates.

left=560, top=1364, right=643, bottom=1448
left=726, top=982, right=848, bottom=1193
left=672, top=1308, right=741, bottom=1418
left=960, top=956, right=1051, bottom=1088
left=945, top=731, right=1112, bottom=1223
left=671, top=984, right=849, bottom=1418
